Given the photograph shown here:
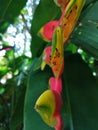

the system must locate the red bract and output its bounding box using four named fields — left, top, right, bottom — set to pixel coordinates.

left=55, top=115, right=63, bottom=130
left=49, top=77, right=62, bottom=93
left=41, top=46, right=52, bottom=70
left=43, top=46, right=52, bottom=65
left=38, top=21, right=59, bottom=42
left=52, top=90, right=62, bottom=116
left=52, top=90, right=63, bottom=130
